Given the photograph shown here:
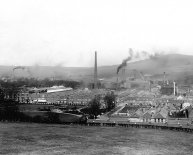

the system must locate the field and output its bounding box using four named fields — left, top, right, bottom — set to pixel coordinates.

left=0, top=122, right=193, bottom=155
